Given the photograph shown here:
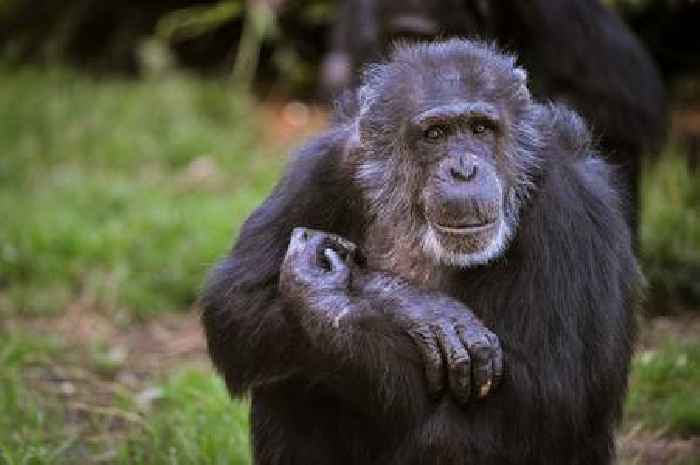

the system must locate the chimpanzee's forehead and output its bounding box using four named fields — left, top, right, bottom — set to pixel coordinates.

left=394, top=63, right=512, bottom=115
left=363, top=40, right=524, bottom=121
left=385, top=45, right=518, bottom=106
